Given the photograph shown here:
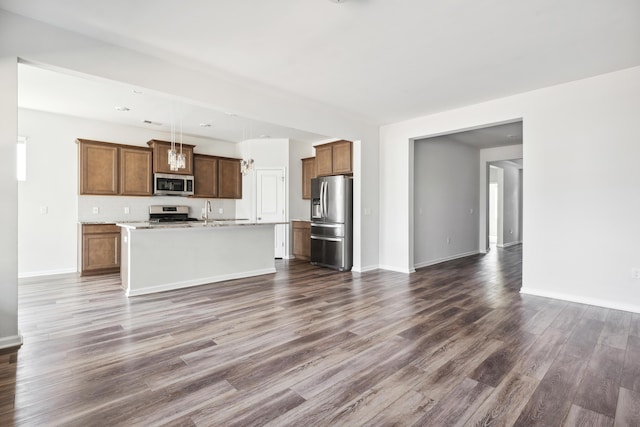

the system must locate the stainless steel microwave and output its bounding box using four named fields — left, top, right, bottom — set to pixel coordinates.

left=153, top=173, right=194, bottom=196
